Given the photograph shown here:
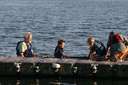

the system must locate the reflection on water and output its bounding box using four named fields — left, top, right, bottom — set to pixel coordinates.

left=0, top=77, right=128, bottom=85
